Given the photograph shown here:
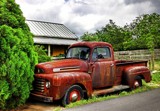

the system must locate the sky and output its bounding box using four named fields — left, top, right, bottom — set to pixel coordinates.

left=15, top=0, right=160, bottom=37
